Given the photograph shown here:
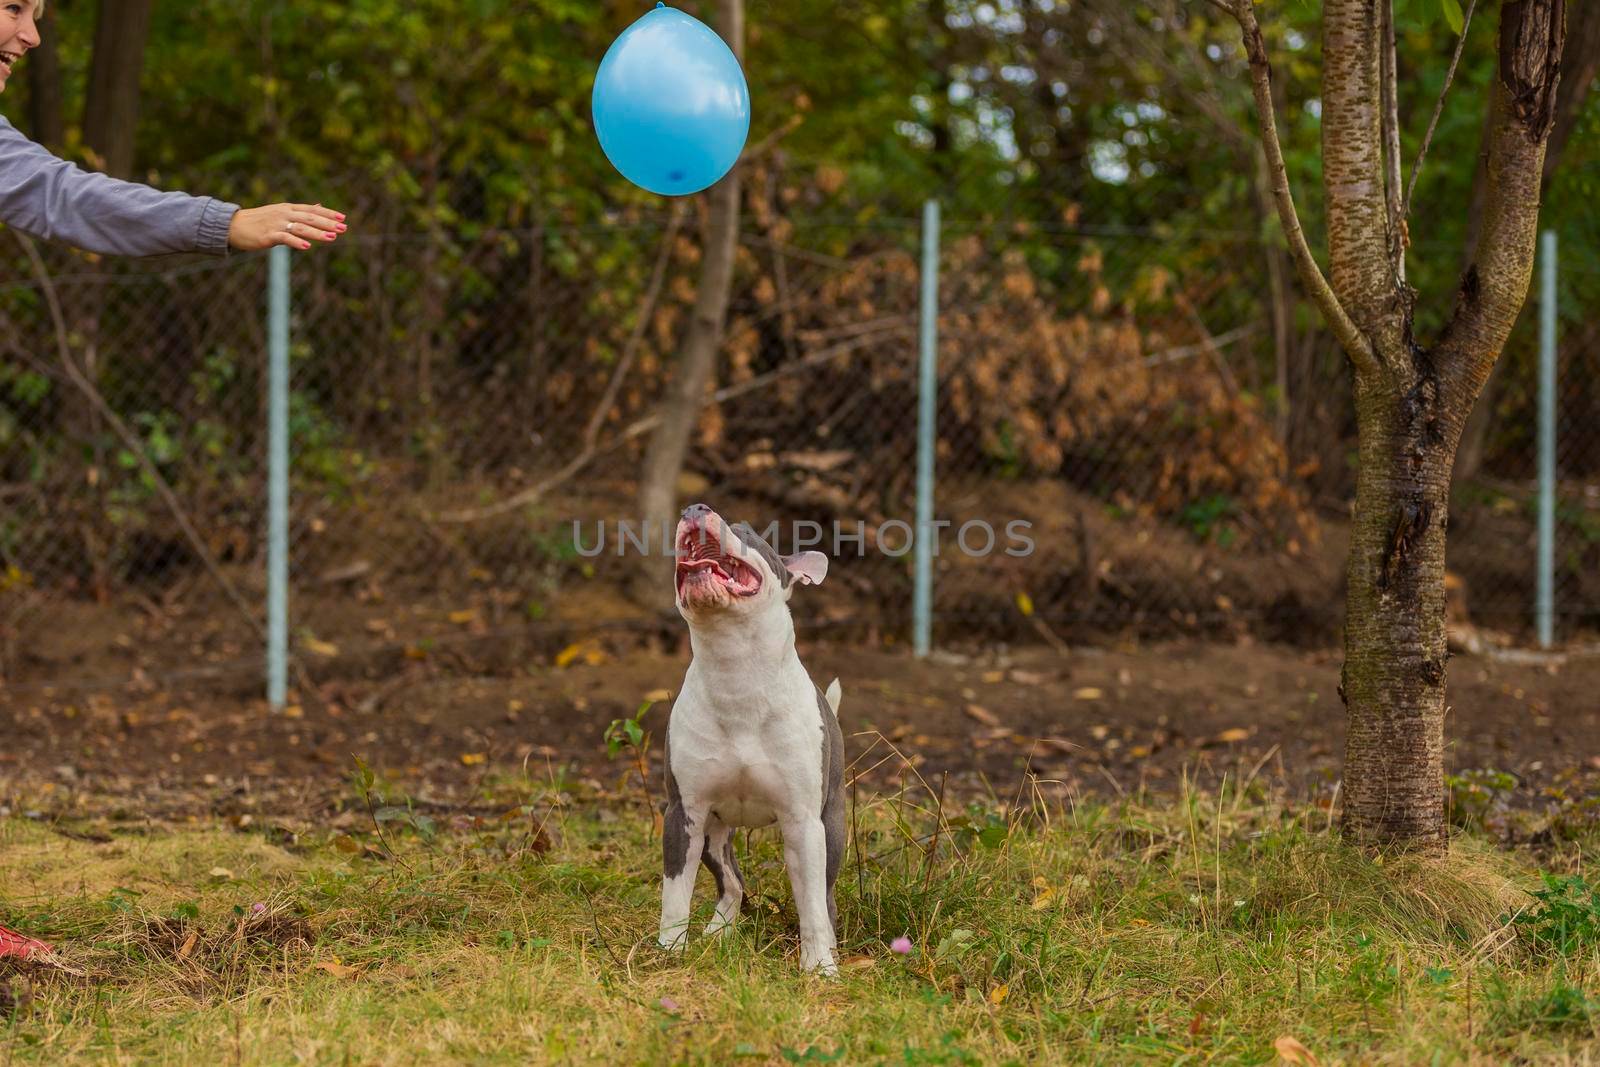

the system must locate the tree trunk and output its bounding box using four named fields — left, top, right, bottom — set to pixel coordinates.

left=1336, top=0, right=1564, bottom=849
left=25, top=1, right=64, bottom=150
left=82, top=0, right=155, bottom=177
left=1340, top=369, right=1456, bottom=847
left=634, top=0, right=743, bottom=604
